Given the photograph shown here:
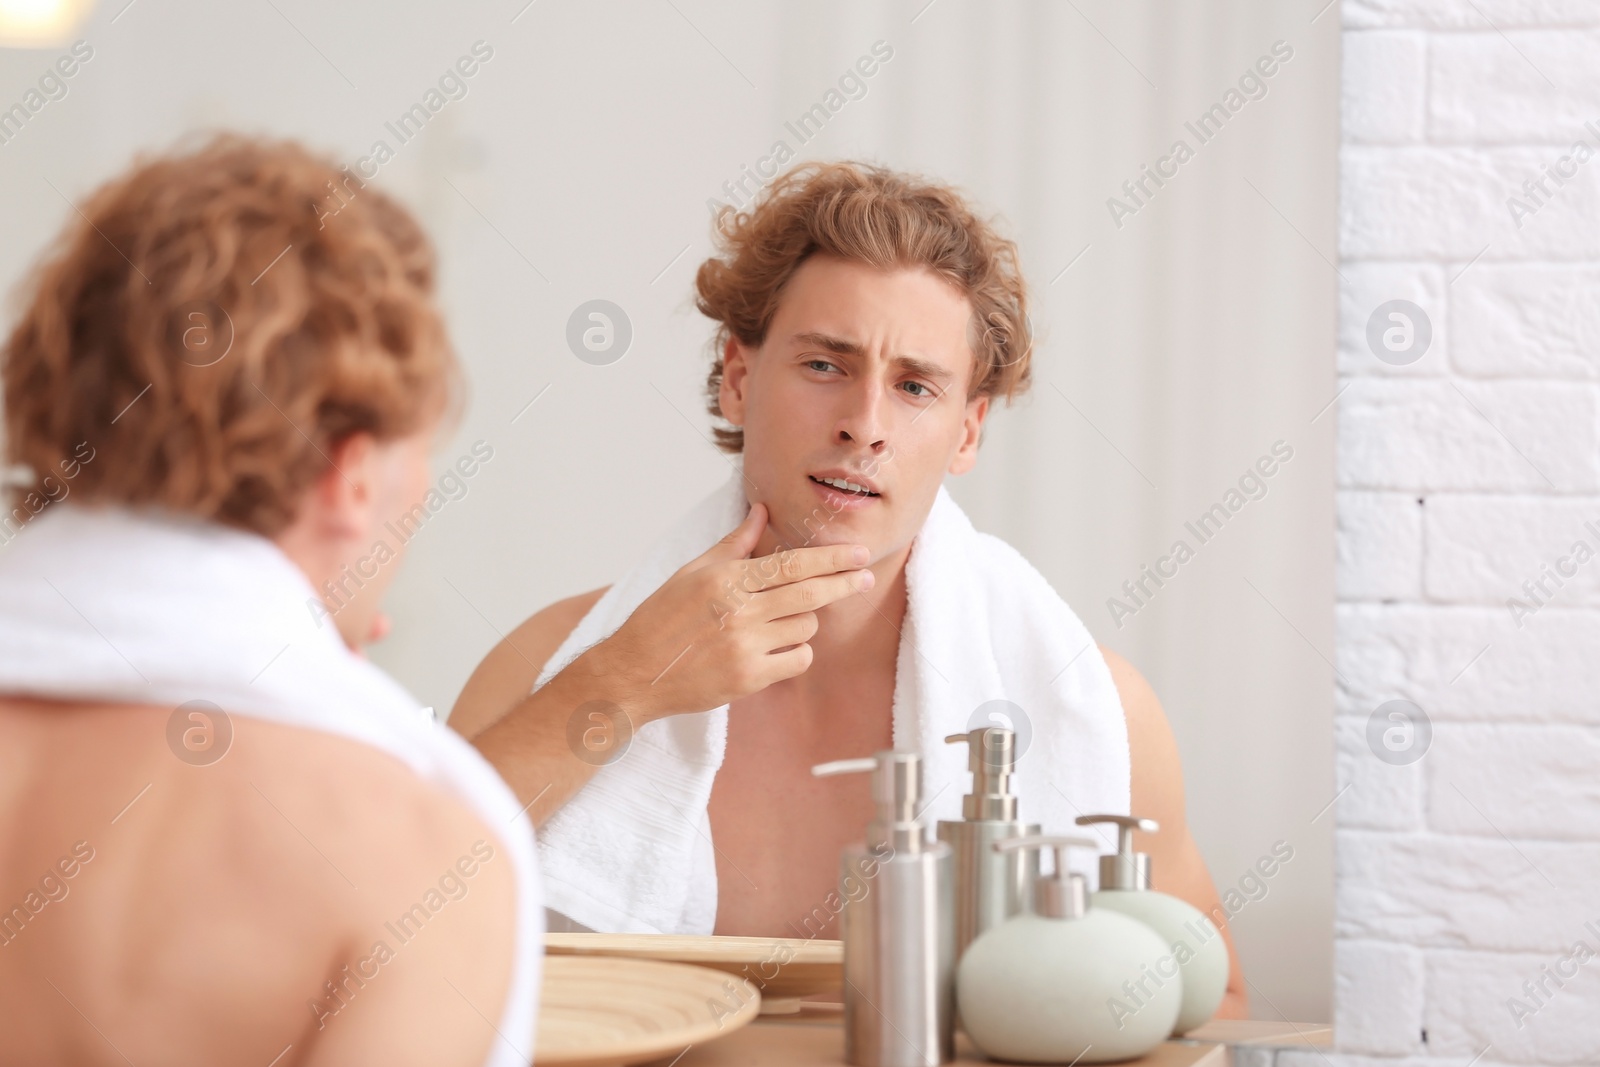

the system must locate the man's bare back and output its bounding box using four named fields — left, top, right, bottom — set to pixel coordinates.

left=0, top=698, right=515, bottom=1067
